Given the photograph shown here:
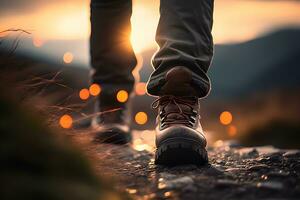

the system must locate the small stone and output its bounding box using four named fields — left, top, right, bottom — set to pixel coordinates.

left=256, top=181, right=284, bottom=190
left=158, top=176, right=194, bottom=190
left=266, top=152, right=283, bottom=162
left=225, top=167, right=241, bottom=173
left=283, top=150, right=300, bottom=158
left=255, top=146, right=280, bottom=155
left=238, top=148, right=259, bottom=158
left=248, top=164, right=270, bottom=171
